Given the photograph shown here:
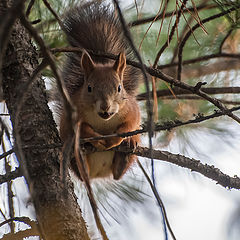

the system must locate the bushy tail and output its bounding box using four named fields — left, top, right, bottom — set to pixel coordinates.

left=64, top=1, right=131, bottom=62
left=62, top=1, right=142, bottom=96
